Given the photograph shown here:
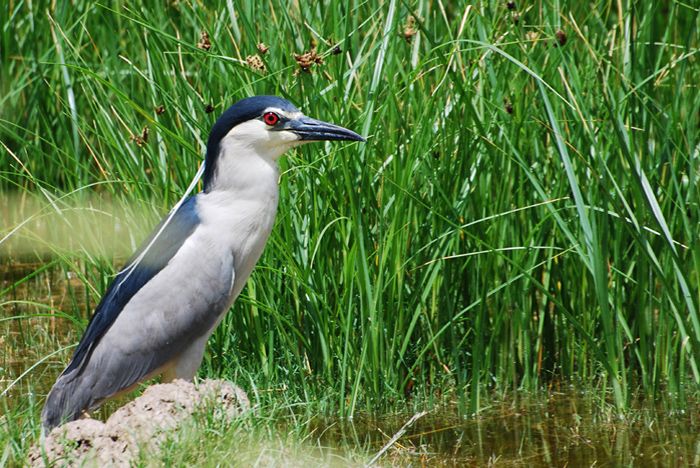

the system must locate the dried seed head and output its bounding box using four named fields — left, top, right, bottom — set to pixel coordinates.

left=257, top=42, right=269, bottom=54
left=402, top=15, right=417, bottom=43
left=198, top=31, right=211, bottom=50
left=555, top=29, right=567, bottom=47
left=504, top=98, right=514, bottom=114
left=294, top=47, right=323, bottom=73
left=526, top=31, right=540, bottom=46
left=131, top=126, right=149, bottom=147
left=246, top=54, right=266, bottom=72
